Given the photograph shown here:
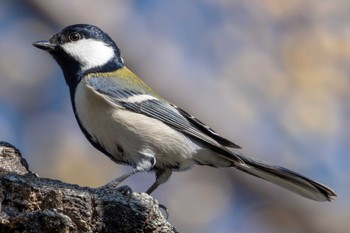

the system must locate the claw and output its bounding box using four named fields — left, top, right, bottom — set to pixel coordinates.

left=158, top=203, right=169, bottom=220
